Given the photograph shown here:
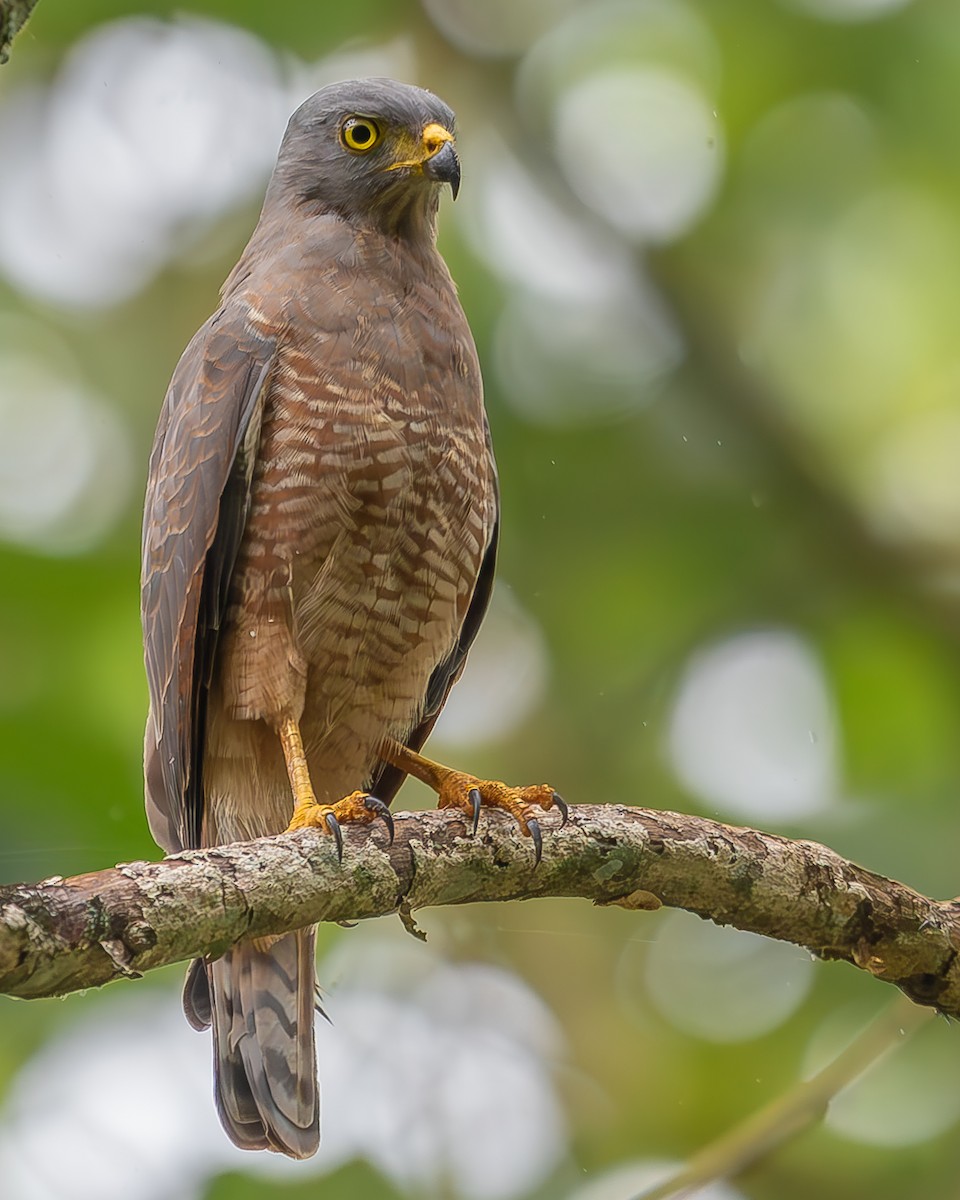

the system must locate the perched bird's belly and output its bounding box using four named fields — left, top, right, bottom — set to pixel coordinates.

left=203, top=371, right=489, bottom=841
